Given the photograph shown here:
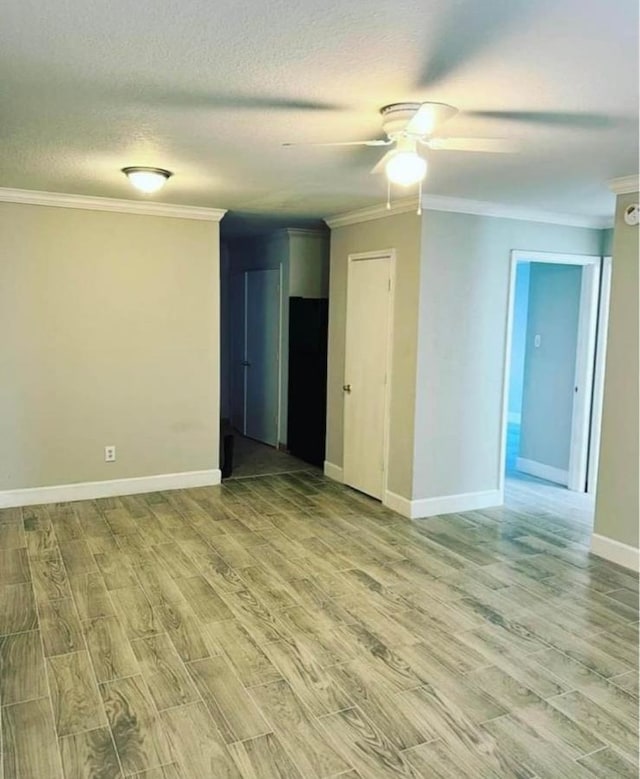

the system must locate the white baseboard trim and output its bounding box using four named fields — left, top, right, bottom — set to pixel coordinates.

left=507, top=412, right=521, bottom=425
left=0, top=469, right=221, bottom=509
left=383, top=490, right=413, bottom=517
left=516, top=457, right=568, bottom=486
left=384, top=489, right=502, bottom=519
left=323, top=461, right=344, bottom=483
left=591, top=534, right=640, bottom=572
